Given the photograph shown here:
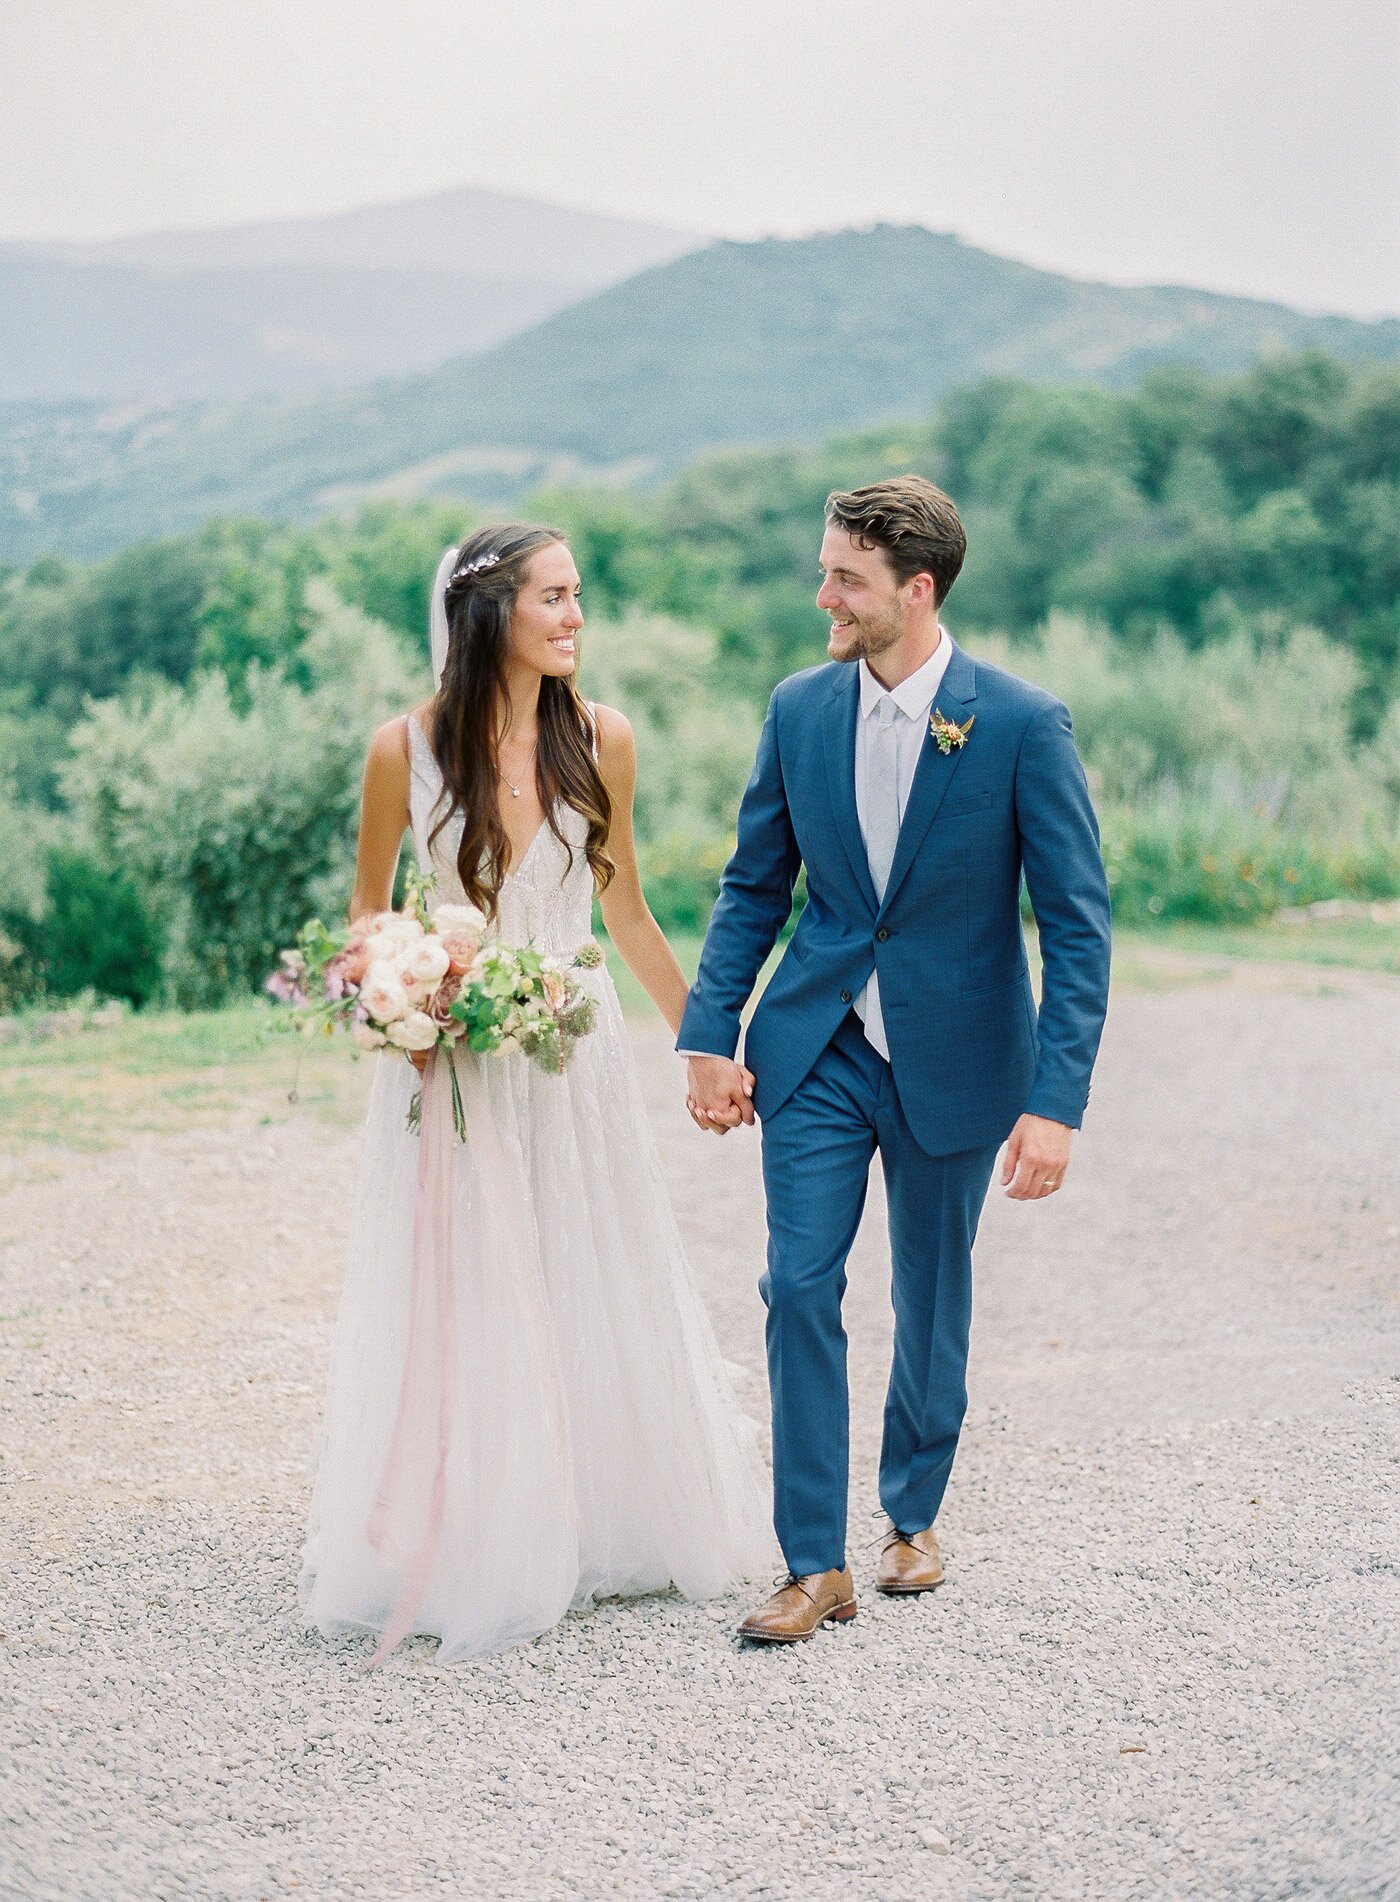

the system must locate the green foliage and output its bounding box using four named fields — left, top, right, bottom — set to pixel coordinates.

left=0, top=779, right=60, bottom=1008
left=531, top=353, right=1400, bottom=733
left=316, top=500, right=475, bottom=641
left=1100, top=803, right=1399, bottom=926
left=976, top=616, right=1400, bottom=923
left=58, top=584, right=426, bottom=1007
left=29, top=846, right=165, bottom=1006
left=0, top=536, right=209, bottom=729
left=3, top=351, right=1399, bottom=988
left=193, top=519, right=324, bottom=701
left=581, top=610, right=762, bottom=888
